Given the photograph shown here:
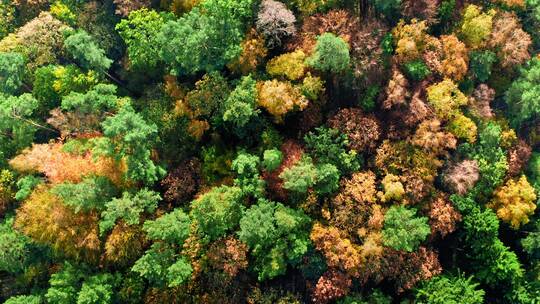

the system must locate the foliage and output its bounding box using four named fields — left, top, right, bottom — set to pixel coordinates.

left=190, top=185, right=244, bottom=241
left=415, top=274, right=485, bottom=304
left=487, top=175, right=537, bottom=229
left=256, top=0, right=296, bottom=48
left=0, top=52, right=25, bottom=94
left=100, top=189, right=161, bottom=234
left=116, top=8, right=170, bottom=70
left=403, top=59, right=431, bottom=81
left=238, top=200, right=311, bottom=280
left=382, top=205, right=430, bottom=252
left=506, top=58, right=540, bottom=127
left=469, top=51, right=497, bottom=82
left=257, top=79, right=308, bottom=122
left=304, top=127, right=360, bottom=174
left=157, top=0, right=254, bottom=75
left=223, top=75, right=259, bottom=130
left=64, top=30, right=113, bottom=72
left=307, top=33, right=350, bottom=74
left=459, top=5, right=494, bottom=49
